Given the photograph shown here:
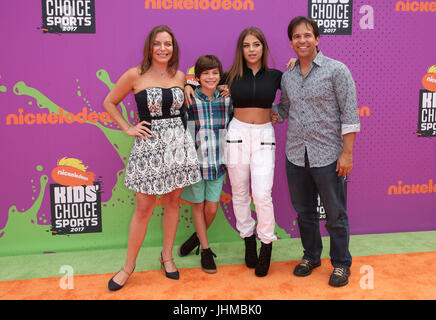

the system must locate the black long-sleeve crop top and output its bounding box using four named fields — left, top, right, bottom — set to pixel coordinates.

left=227, top=64, right=282, bottom=109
